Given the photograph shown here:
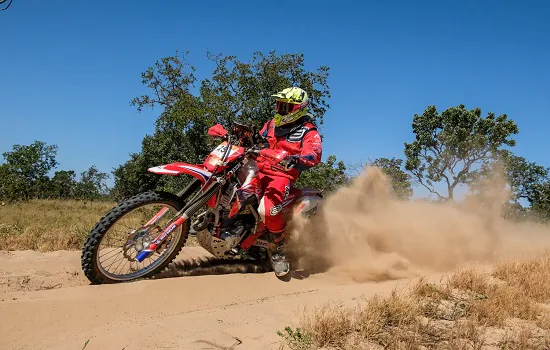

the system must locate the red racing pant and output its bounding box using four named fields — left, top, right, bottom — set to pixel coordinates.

left=257, top=173, right=291, bottom=238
